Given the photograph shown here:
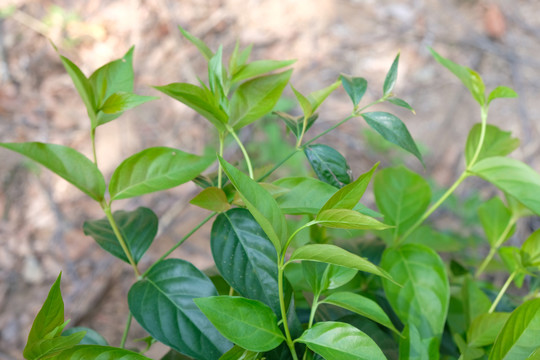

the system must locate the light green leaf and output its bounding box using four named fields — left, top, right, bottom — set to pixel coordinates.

left=296, top=321, right=387, bottom=360
left=230, top=70, right=292, bottom=130
left=109, top=147, right=213, bottom=200
left=315, top=209, right=392, bottom=230
left=232, top=59, right=296, bottom=83
left=465, top=123, right=520, bottom=166
left=468, top=156, right=540, bottom=216
left=179, top=26, right=214, bottom=61
left=521, top=229, right=540, bottom=269
left=462, top=276, right=492, bottom=327
left=55, top=345, right=152, bottom=359
left=490, top=298, right=540, bottom=360
left=322, top=292, right=400, bottom=334
left=324, top=264, right=358, bottom=290
left=291, top=85, right=313, bottom=117
left=429, top=48, right=486, bottom=106
left=403, top=226, right=462, bottom=252
left=387, top=97, right=415, bottom=114
left=478, top=196, right=514, bottom=247
left=62, top=327, right=108, bottom=346
left=190, top=187, right=231, bottom=212
left=100, top=92, right=157, bottom=114
left=24, top=332, right=86, bottom=360
left=488, top=86, right=518, bottom=105
left=0, top=142, right=106, bottom=201
left=219, top=345, right=259, bottom=360
left=361, top=112, right=424, bottom=166
left=383, top=53, right=400, bottom=96
left=195, top=296, right=284, bottom=352
left=339, top=75, right=367, bottom=108
left=308, top=80, right=341, bottom=114
left=304, top=144, right=352, bottom=188
left=467, top=312, right=510, bottom=348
